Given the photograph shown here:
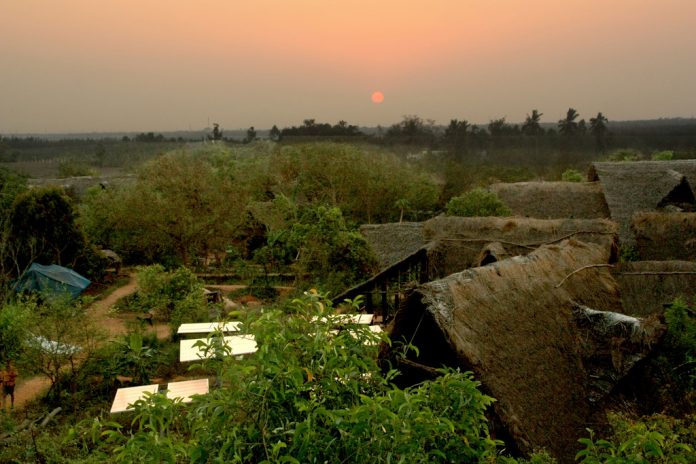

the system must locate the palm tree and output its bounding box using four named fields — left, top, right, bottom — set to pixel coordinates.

left=558, top=108, right=580, bottom=136
left=589, top=112, right=609, bottom=153
left=522, top=109, right=543, bottom=136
